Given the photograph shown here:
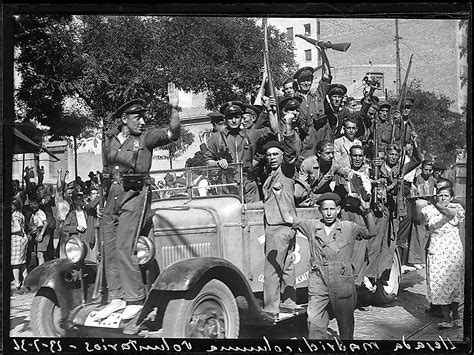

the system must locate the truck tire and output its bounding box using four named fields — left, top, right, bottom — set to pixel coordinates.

left=162, top=279, right=239, bottom=338
left=30, top=290, right=65, bottom=337
left=372, top=248, right=402, bottom=305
